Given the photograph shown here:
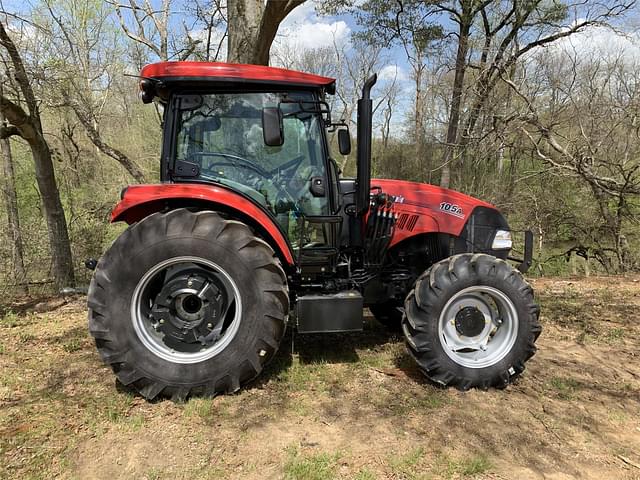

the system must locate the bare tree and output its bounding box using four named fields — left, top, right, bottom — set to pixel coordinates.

left=437, top=0, right=636, bottom=188
left=0, top=20, right=75, bottom=288
left=113, top=0, right=171, bottom=61
left=0, top=79, right=27, bottom=294
left=43, top=0, right=146, bottom=182
left=505, top=44, right=640, bottom=271
left=186, top=0, right=227, bottom=61
left=353, top=0, right=443, bottom=178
